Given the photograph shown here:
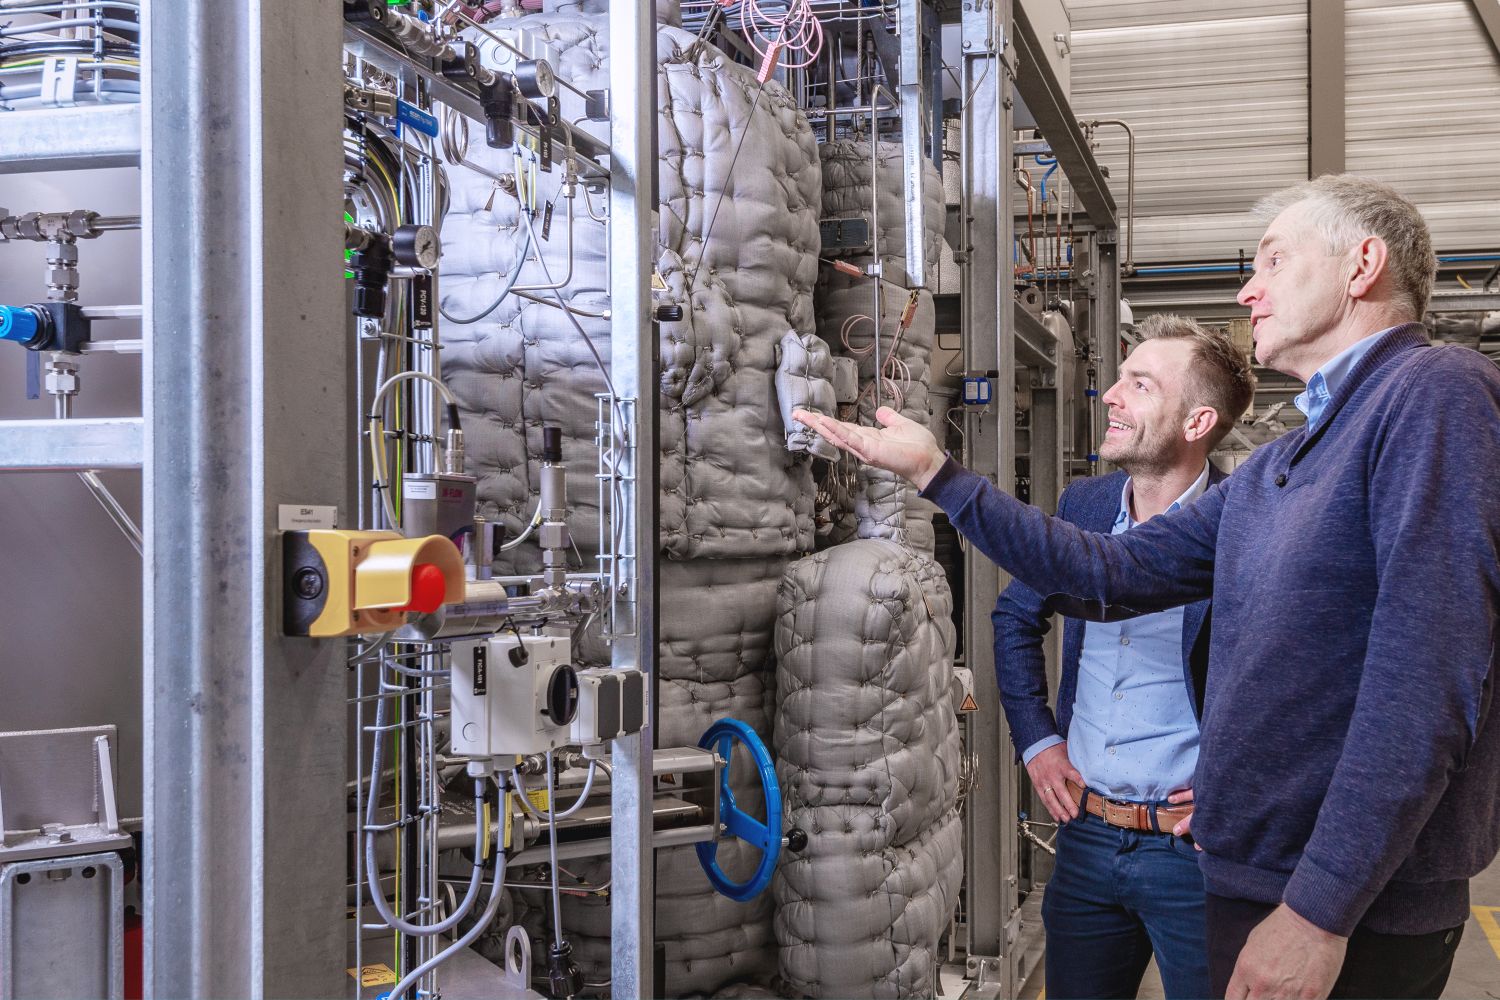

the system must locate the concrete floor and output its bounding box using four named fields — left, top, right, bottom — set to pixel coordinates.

left=1017, top=853, right=1500, bottom=999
